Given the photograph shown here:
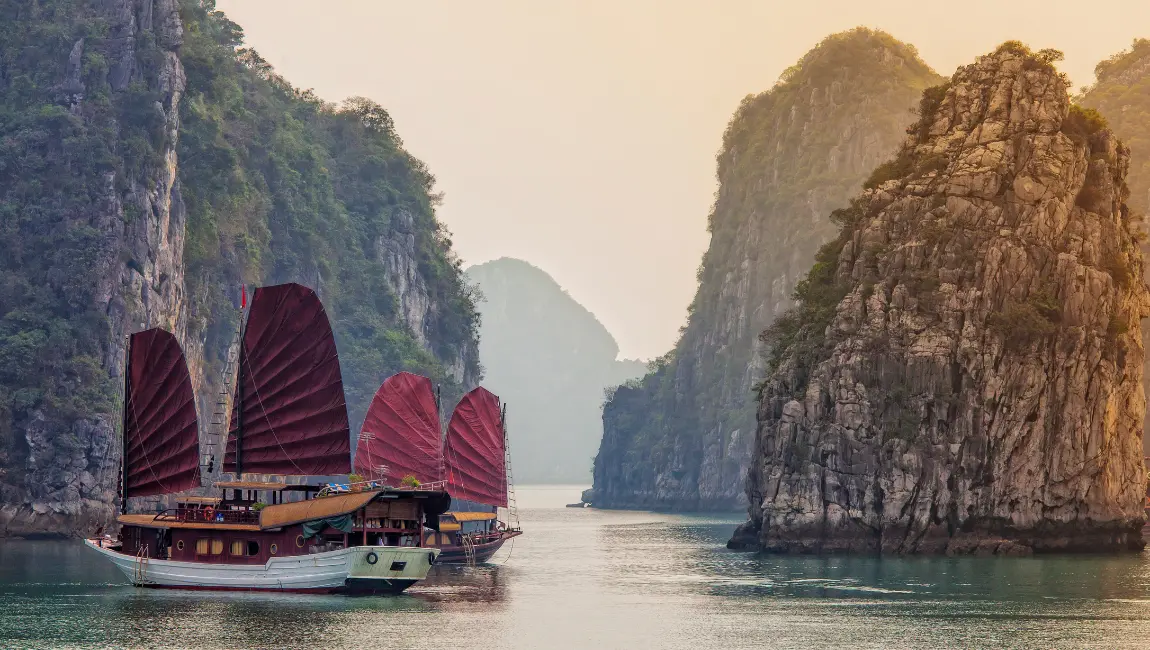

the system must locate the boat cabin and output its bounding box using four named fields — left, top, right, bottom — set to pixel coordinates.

left=115, top=483, right=451, bottom=564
